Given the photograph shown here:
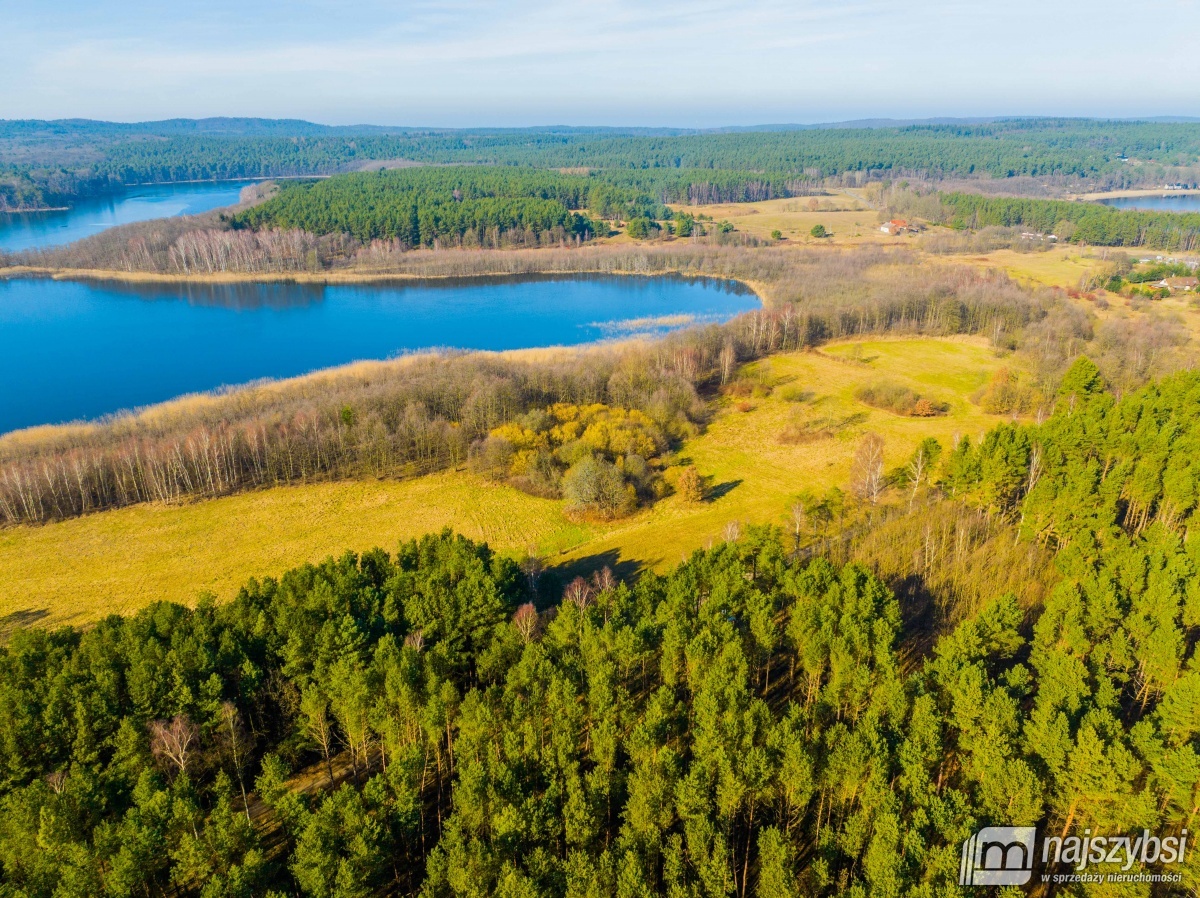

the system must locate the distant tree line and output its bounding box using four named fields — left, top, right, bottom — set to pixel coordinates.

left=595, top=170, right=817, bottom=205
left=942, top=192, right=1200, bottom=250
left=9, top=117, right=1200, bottom=210
left=83, top=119, right=1200, bottom=184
